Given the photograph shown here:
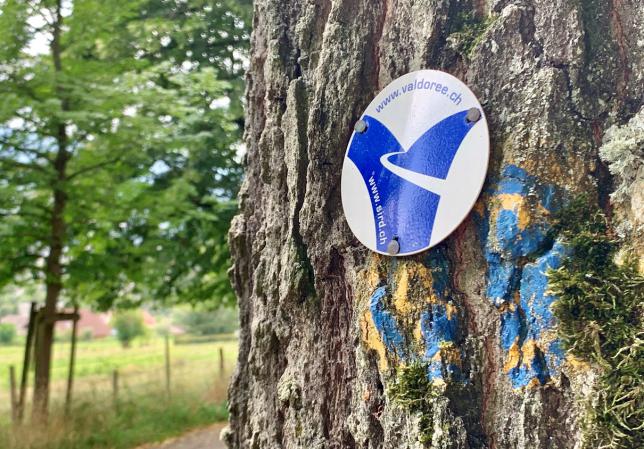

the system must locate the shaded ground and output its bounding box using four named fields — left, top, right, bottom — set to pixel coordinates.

left=141, top=423, right=227, bottom=449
